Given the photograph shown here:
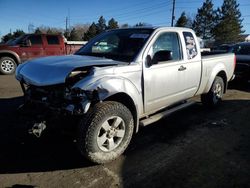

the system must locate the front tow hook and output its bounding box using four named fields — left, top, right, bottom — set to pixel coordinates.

left=28, top=121, right=46, bottom=138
